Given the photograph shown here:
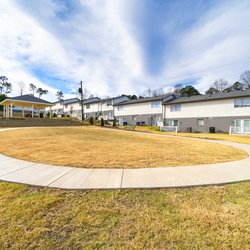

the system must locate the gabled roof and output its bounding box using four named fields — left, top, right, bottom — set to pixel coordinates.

left=63, top=98, right=80, bottom=105
left=5, top=94, right=52, bottom=105
left=101, top=95, right=126, bottom=102
left=113, top=95, right=171, bottom=106
left=83, top=97, right=101, bottom=104
left=162, top=89, right=250, bottom=105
